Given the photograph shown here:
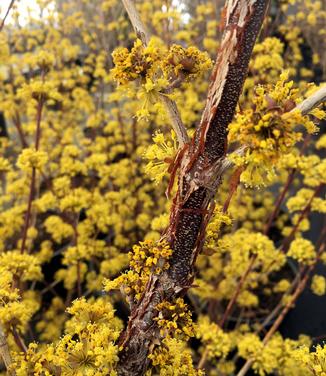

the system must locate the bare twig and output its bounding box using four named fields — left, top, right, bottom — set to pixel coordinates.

left=11, top=327, right=27, bottom=354
left=220, top=182, right=323, bottom=330
left=120, top=0, right=189, bottom=146
left=20, top=95, right=44, bottom=254
left=294, top=85, right=326, bottom=115
left=220, top=145, right=247, bottom=173
left=219, top=255, right=257, bottom=328
left=0, top=324, right=14, bottom=375
left=0, top=0, right=15, bottom=31
left=197, top=347, right=209, bottom=370
left=159, top=95, right=189, bottom=146
left=13, top=111, right=28, bottom=148
left=121, top=0, right=149, bottom=45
